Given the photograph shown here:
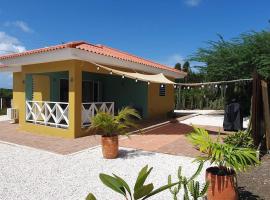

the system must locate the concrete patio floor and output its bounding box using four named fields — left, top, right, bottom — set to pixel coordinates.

left=0, top=120, right=228, bottom=157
